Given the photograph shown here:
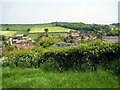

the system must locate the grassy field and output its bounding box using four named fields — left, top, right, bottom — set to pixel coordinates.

left=1, top=24, right=76, bottom=37
left=28, top=33, right=38, bottom=39
left=1, top=24, right=32, bottom=31
left=0, top=31, right=16, bottom=36
left=2, top=67, right=119, bottom=88
left=29, top=24, right=75, bottom=33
